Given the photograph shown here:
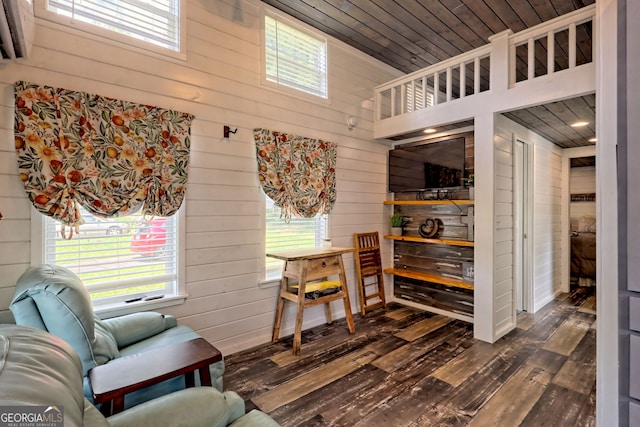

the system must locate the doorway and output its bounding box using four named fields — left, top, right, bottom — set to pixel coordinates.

left=567, top=154, right=597, bottom=290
